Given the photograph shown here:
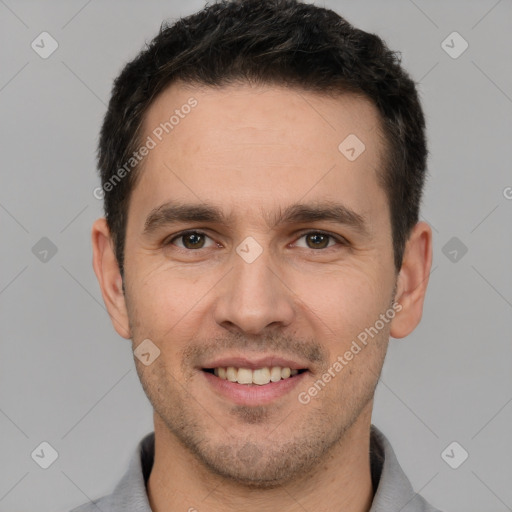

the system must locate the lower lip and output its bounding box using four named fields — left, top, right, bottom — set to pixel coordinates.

left=202, top=370, right=308, bottom=406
